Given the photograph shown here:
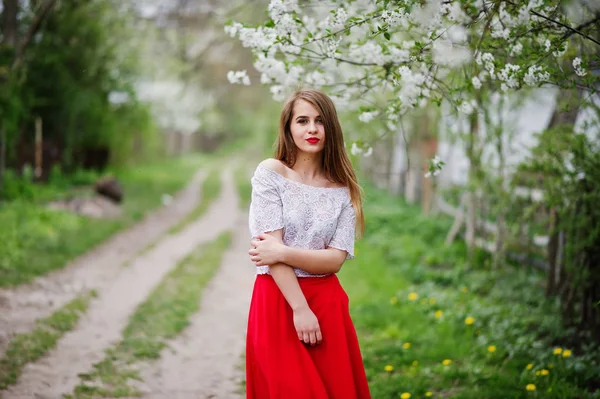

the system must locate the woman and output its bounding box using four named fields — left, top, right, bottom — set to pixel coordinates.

left=245, top=89, right=371, bottom=399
